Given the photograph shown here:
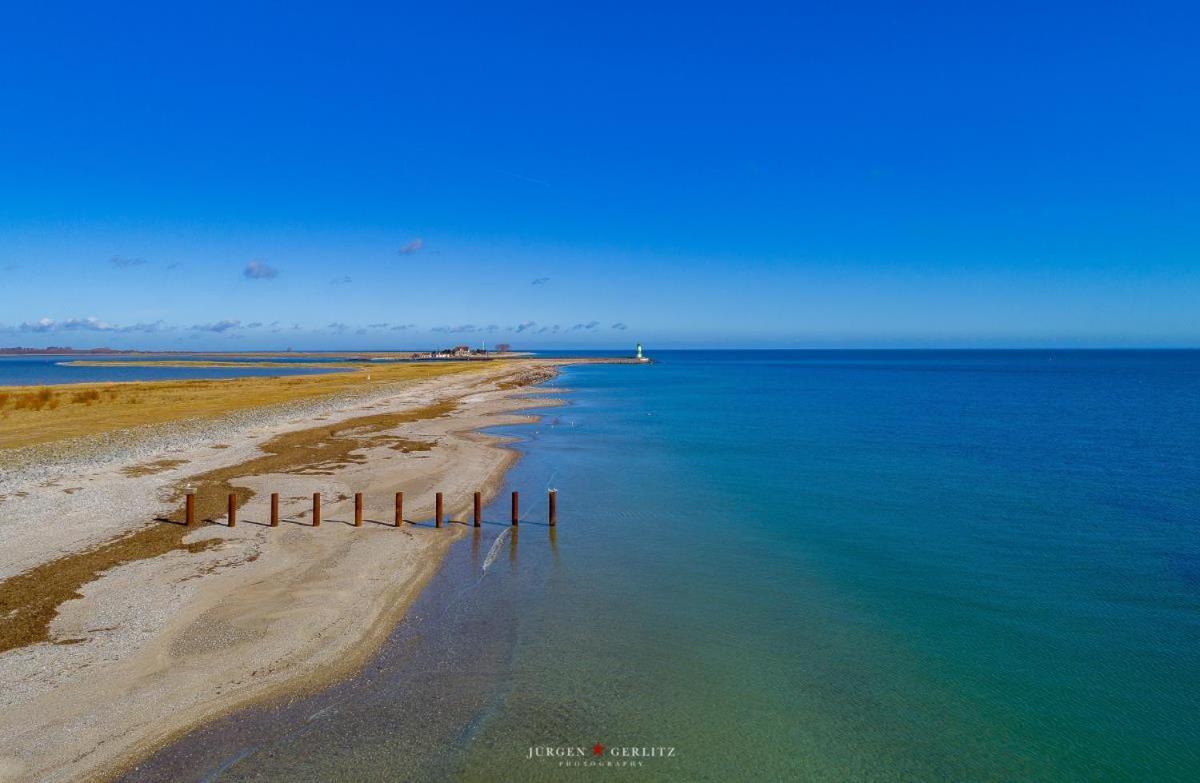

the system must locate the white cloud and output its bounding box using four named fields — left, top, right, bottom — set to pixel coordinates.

left=243, top=259, right=278, bottom=279
left=13, top=316, right=168, bottom=334
left=192, top=319, right=242, bottom=332
left=398, top=238, right=424, bottom=255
